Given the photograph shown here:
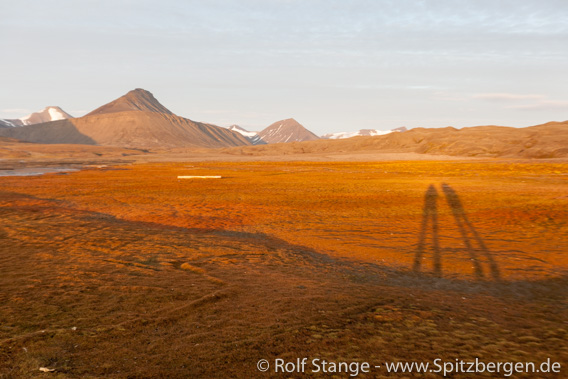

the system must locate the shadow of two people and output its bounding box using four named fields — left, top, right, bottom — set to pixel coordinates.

left=413, top=183, right=500, bottom=281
